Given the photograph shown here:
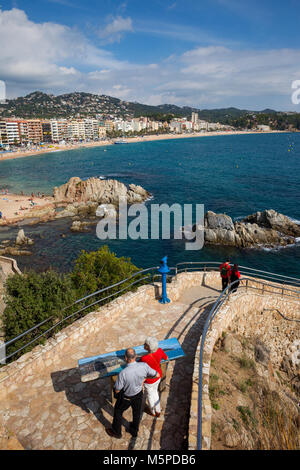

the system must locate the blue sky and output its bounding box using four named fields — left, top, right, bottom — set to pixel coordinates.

left=1, top=0, right=300, bottom=110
